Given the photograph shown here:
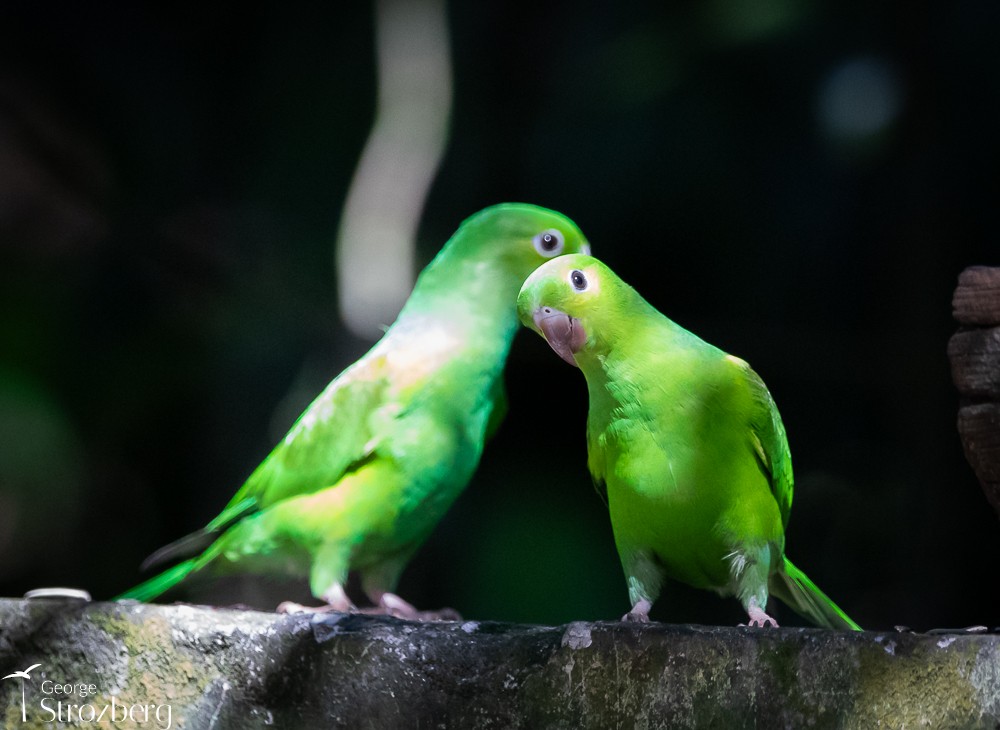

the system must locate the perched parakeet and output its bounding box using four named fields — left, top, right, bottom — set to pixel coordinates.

left=119, top=203, right=590, bottom=616
left=517, top=254, right=860, bottom=630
